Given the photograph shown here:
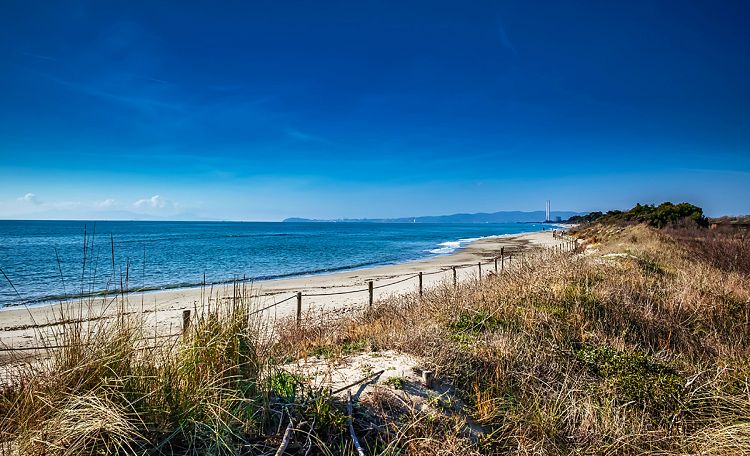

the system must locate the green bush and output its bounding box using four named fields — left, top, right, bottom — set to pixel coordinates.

left=567, top=202, right=707, bottom=228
